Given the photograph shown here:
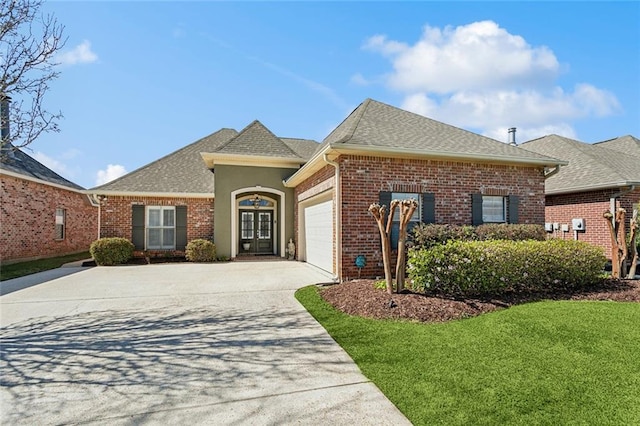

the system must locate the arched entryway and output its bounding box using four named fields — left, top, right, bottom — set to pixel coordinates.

left=230, top=187, right=286, bottom=258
